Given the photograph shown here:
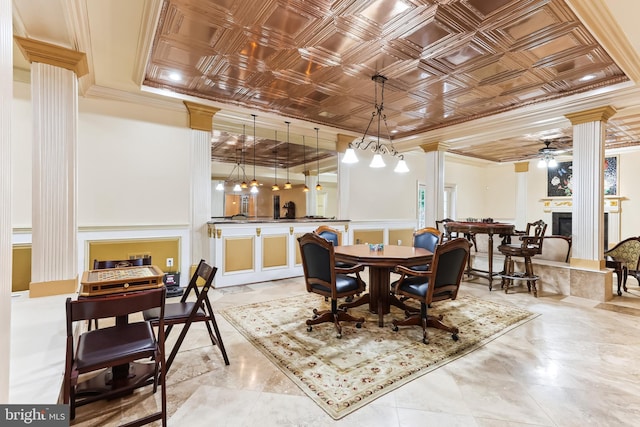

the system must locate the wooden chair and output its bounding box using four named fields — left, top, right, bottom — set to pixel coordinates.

left=604, top=236, right=640, bottom=295
left=143, top=259, right=229, bottom=372
left=298, top=232, right=366, bottom=338
left=64, top=287, right=167, bottom=426
left=390, top=238, right=470, bottom=344
left=498, top=220, right=547, bottom=297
